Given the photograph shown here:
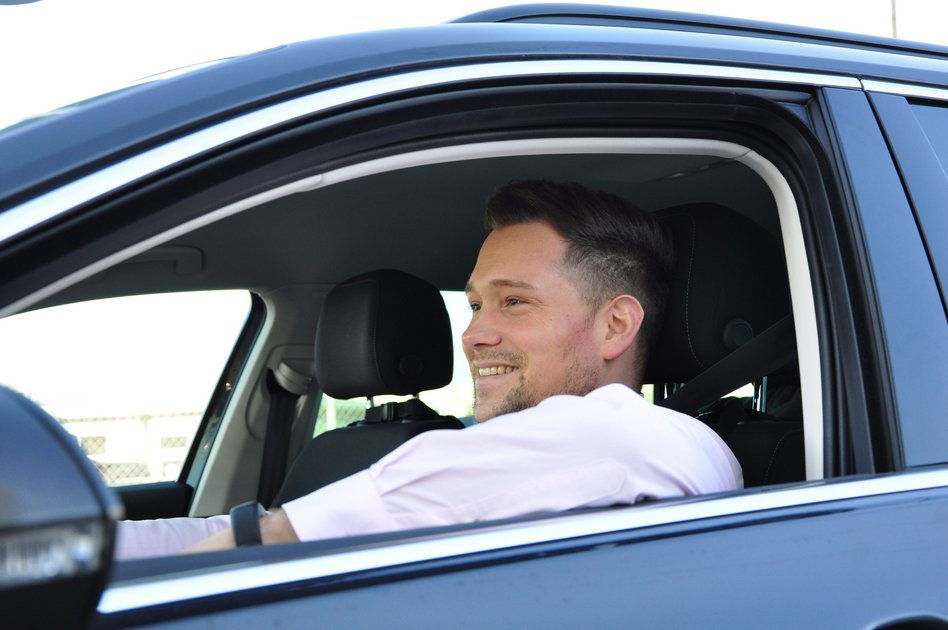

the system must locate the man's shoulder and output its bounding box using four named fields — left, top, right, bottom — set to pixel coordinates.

left=568, top=383, right=728, bottom=446
left=585, top=383, right=645, bottom=403
left=527, top=383, right=662, bottom=429
left=484, top=382, right=676, bottom=431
